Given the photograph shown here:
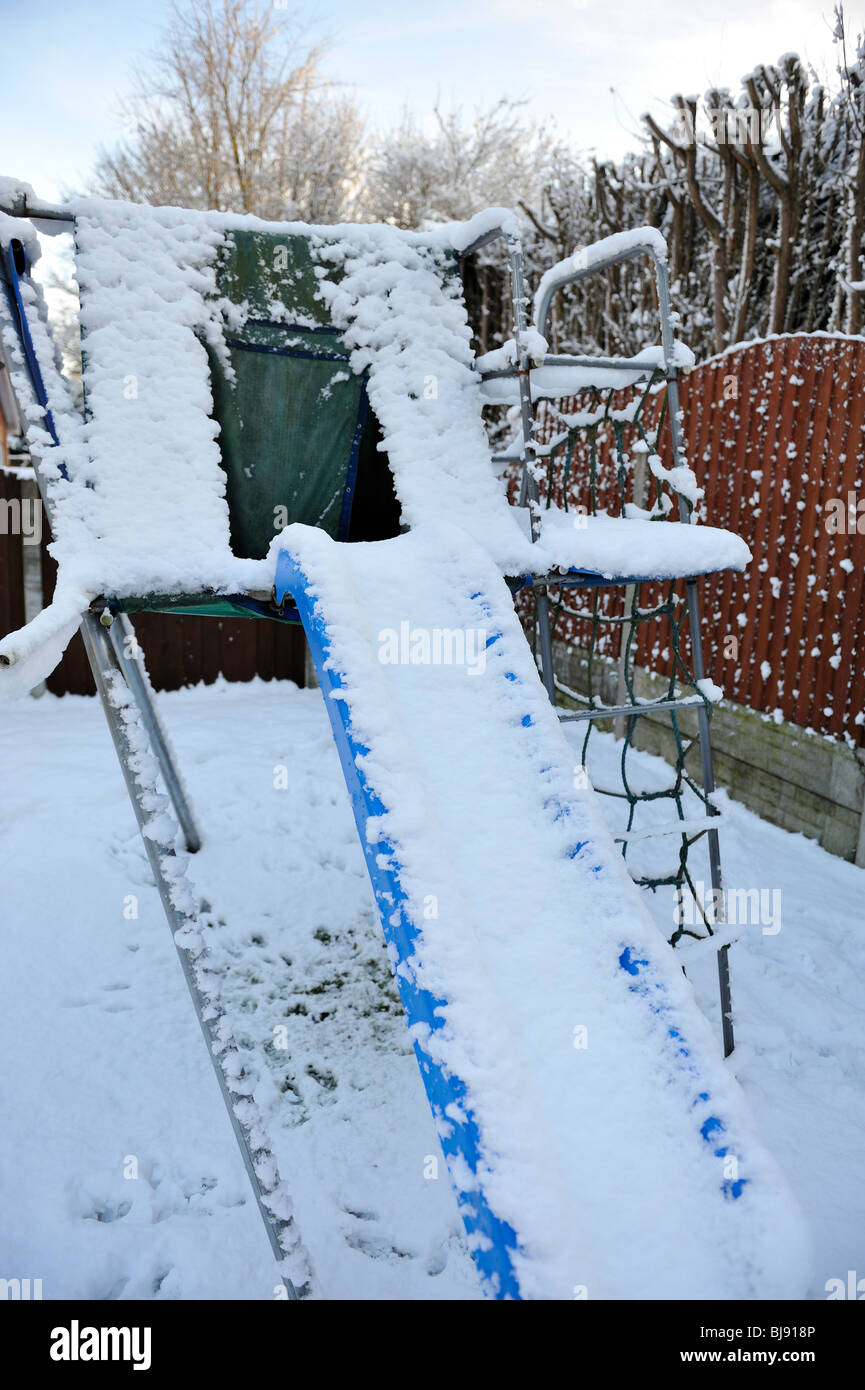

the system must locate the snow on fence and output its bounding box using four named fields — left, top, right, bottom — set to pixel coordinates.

left=520, top=333, right=865, bottom=747
left=680, top=334, right=864, bottom=746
